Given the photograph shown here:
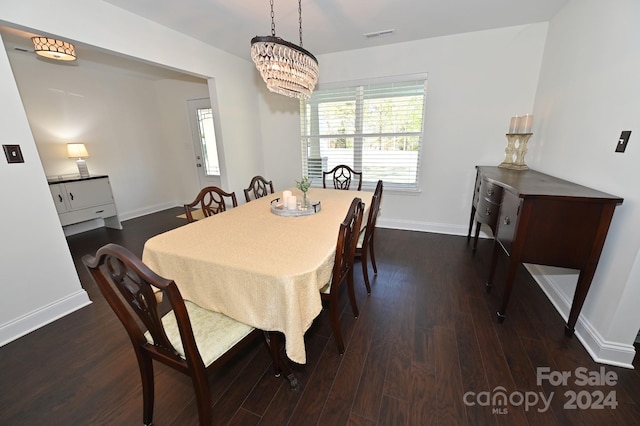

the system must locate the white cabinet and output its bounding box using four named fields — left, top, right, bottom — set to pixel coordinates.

left=48, top=175, right=122, bottom=229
